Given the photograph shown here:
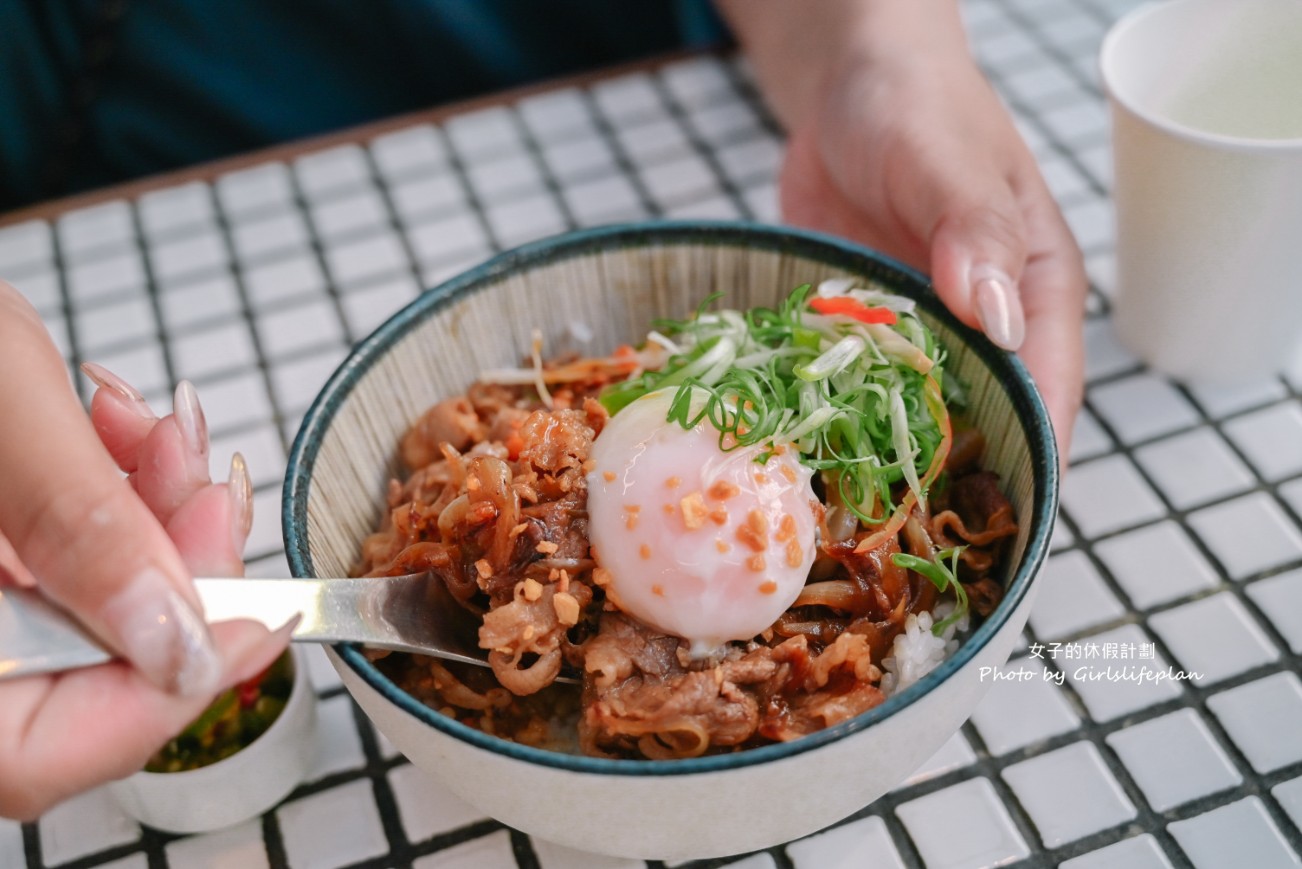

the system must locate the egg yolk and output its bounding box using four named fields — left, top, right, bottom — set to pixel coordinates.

left=586, top=388, right=818, bottom=657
